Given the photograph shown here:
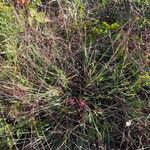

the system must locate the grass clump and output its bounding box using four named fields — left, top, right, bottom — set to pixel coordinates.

left=0, top=0, right=149, bottom=149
